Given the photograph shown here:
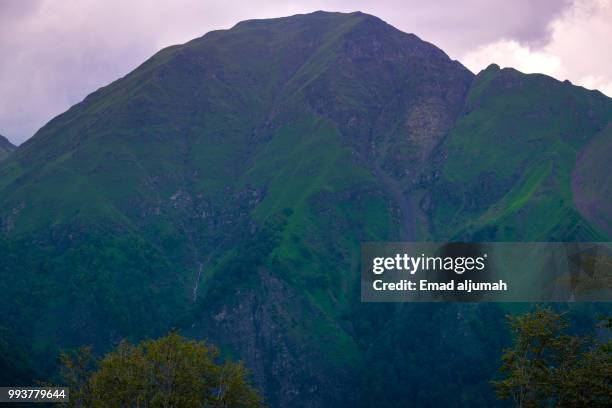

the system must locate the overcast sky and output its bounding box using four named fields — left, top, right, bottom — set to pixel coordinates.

left=1, top=0, right=611, bottom=145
